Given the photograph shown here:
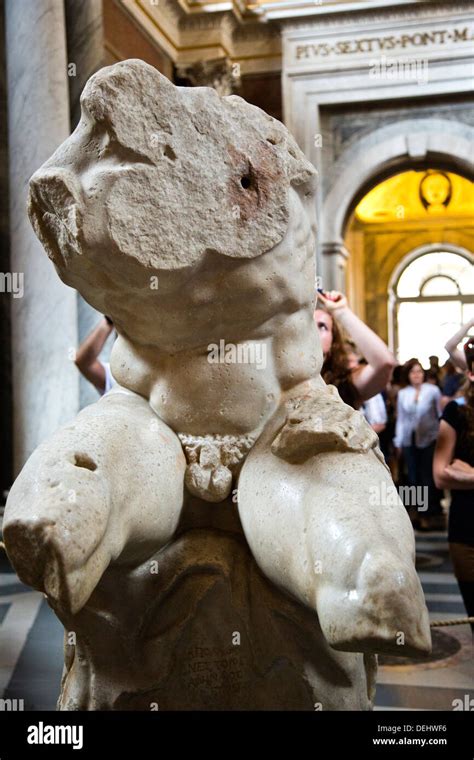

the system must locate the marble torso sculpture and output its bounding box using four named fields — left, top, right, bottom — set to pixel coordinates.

left=4, top=60, right=431, bottom=710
